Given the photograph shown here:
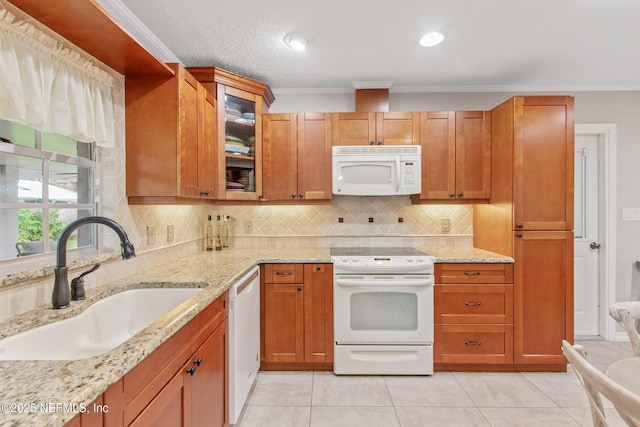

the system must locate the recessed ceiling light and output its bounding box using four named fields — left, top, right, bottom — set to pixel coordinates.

left=284, top=32, right=310, bottom=51
left=419, top=32, right=444, bottom=47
